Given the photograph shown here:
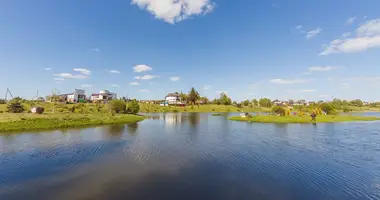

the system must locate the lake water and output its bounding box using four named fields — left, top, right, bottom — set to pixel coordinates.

left=1, top=113, right=380, bottom=200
